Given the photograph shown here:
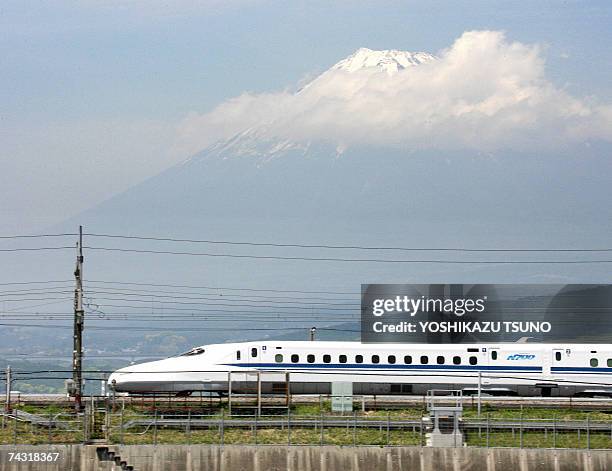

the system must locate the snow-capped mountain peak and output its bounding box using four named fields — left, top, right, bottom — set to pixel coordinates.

left=185, top=47, right=440, bottom=165
left=332, top=47, right=437, bottom=75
